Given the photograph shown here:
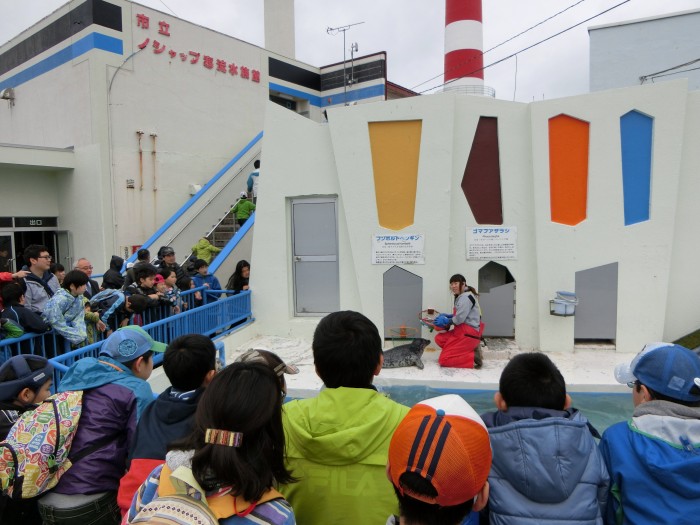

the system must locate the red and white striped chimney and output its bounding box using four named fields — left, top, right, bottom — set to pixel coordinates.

left=444, top=0, right=484, bottom=91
